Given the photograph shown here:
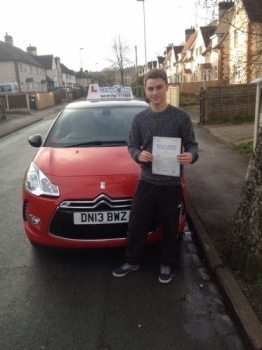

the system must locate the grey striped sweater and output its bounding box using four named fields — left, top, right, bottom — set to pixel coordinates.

left=128, top=104, right=199, bottom=186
